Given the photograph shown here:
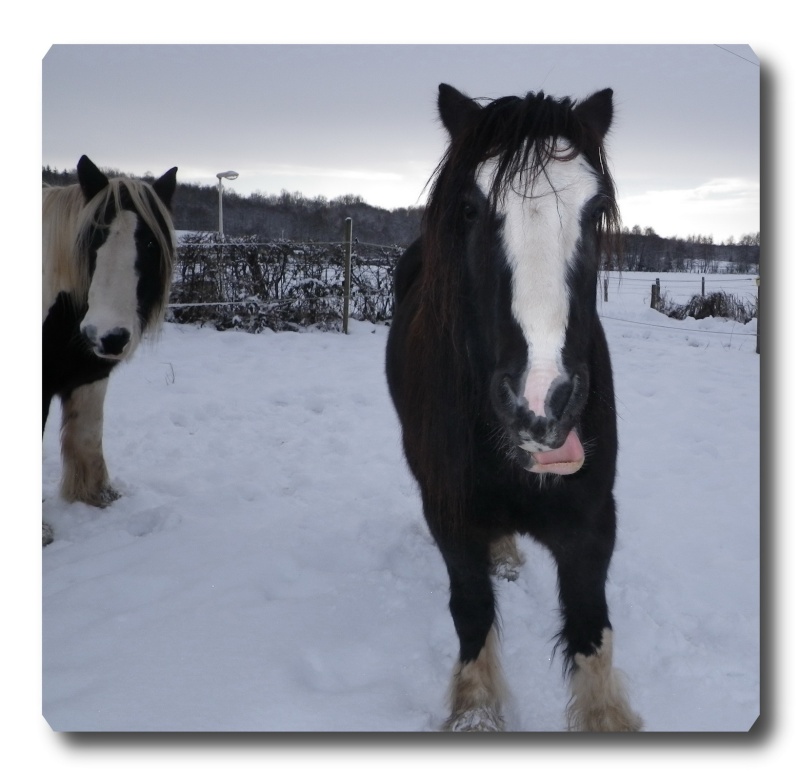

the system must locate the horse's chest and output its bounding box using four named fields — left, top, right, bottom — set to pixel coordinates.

left=42, top=292, right=117, bottom=396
